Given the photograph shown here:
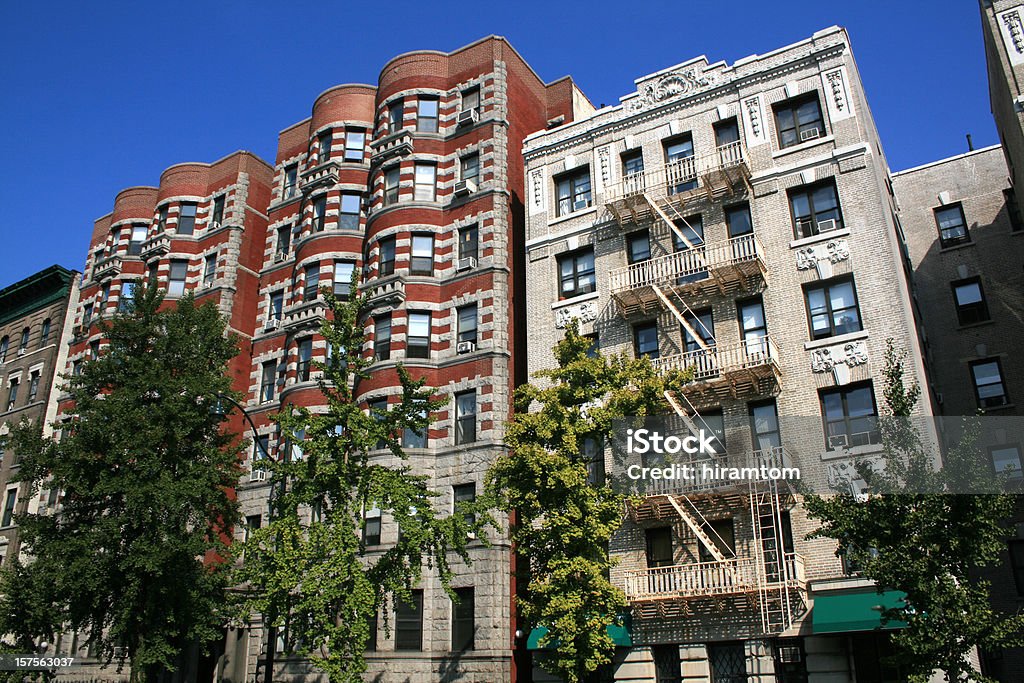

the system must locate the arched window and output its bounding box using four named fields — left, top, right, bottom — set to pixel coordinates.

left=0, top=337, right=8, bottom=363
left=39, top=319, right=51, bottom=348
left=19, top=327, right=30, bottom=352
